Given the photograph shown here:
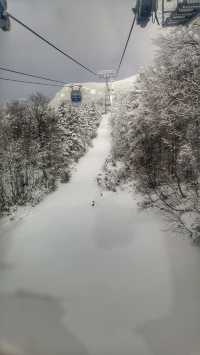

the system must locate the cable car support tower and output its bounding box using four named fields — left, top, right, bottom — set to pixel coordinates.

left=98, top=70, right=116, bottom=114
